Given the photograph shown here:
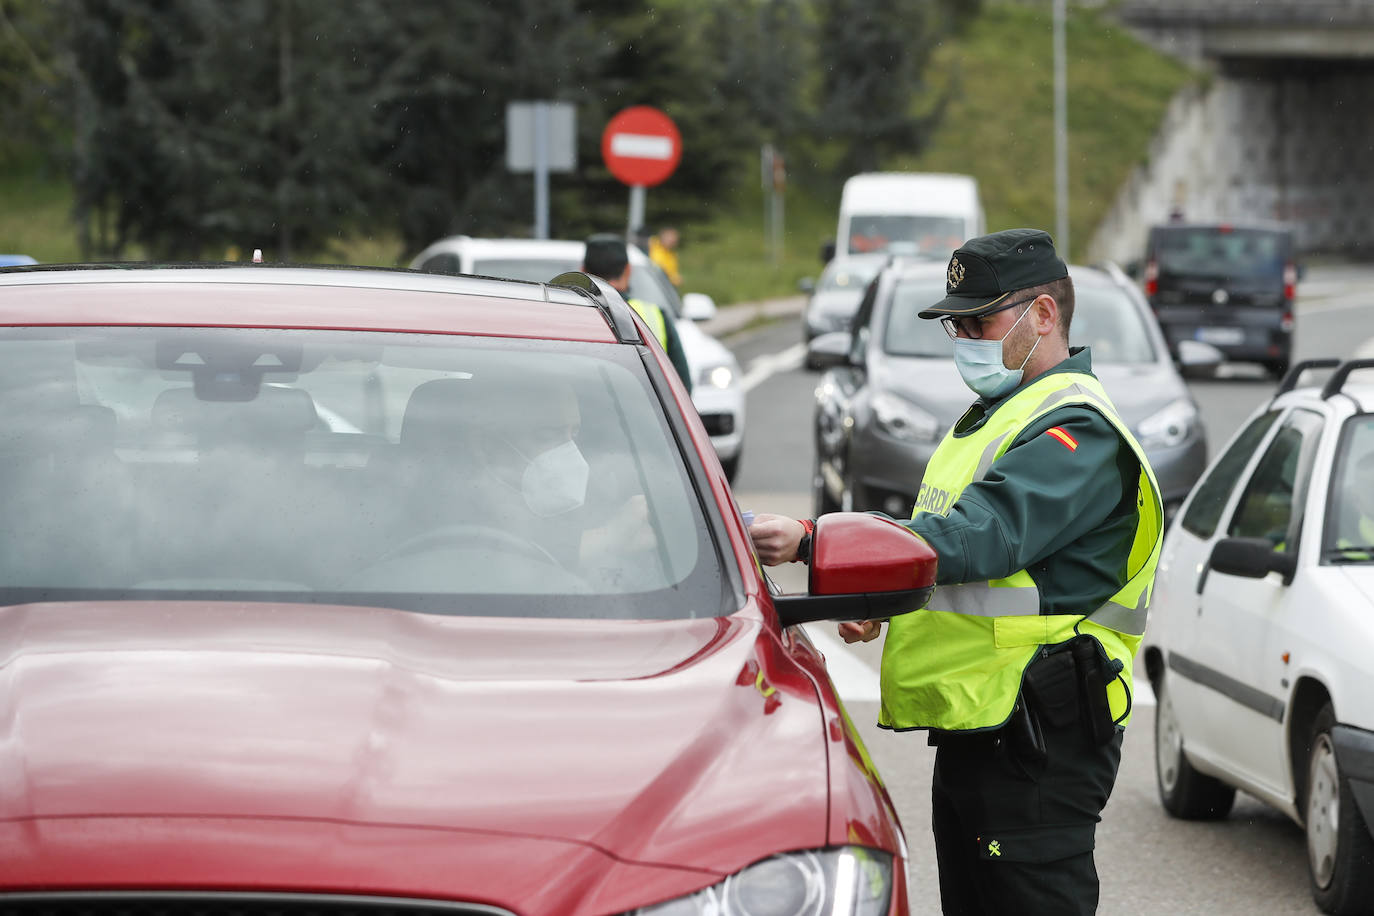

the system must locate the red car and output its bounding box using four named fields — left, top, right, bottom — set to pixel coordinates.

left=0, top=264, right=936, bottom=916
